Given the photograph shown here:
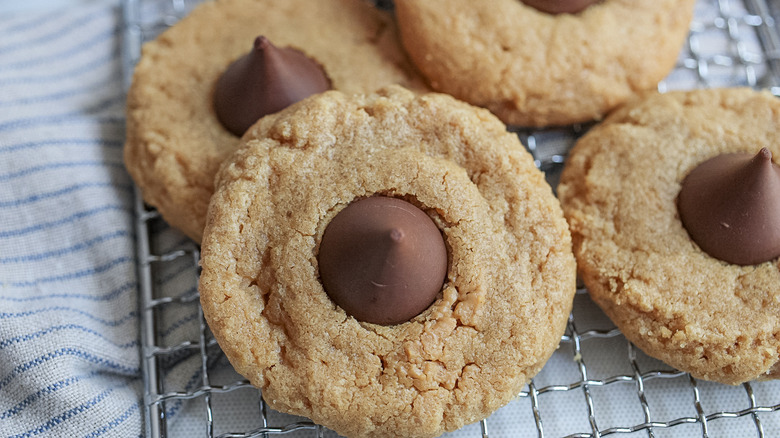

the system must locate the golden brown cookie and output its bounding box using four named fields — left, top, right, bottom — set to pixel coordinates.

left=199, top=86, right=576, bottom=437
left=124, top=0, right=428, bottom=242
left=394, top=0, right=696, bottom=127
left=558, top=88, right=780, bottom=385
